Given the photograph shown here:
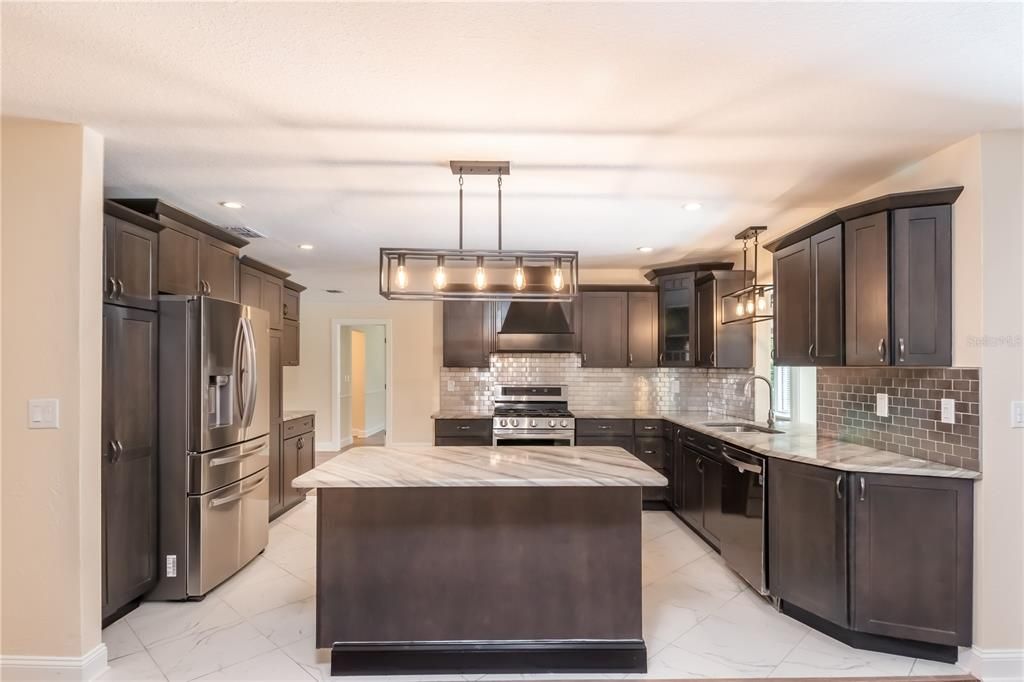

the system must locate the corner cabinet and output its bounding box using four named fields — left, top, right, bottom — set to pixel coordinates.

left=695, top=271, right=753, bottom=368
left=657, top=274, right=695, bottom=366
left=769, top=458, right=974, bottom=649
left=103, top=211, right=160, bottom=311
left=442, top=300, right=494, bottom=368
